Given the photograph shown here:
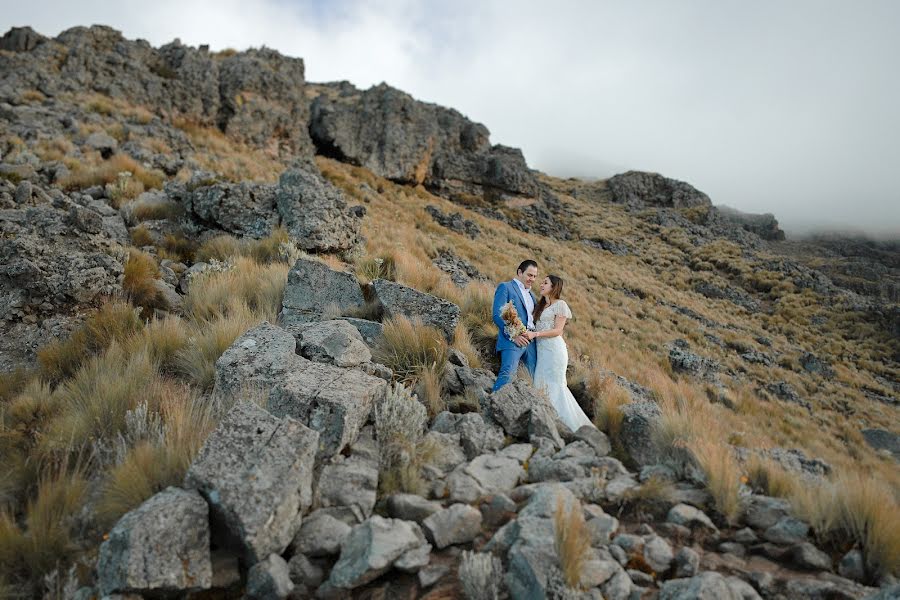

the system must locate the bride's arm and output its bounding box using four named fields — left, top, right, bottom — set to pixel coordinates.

left=530, top=315, right=567, bottom=339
